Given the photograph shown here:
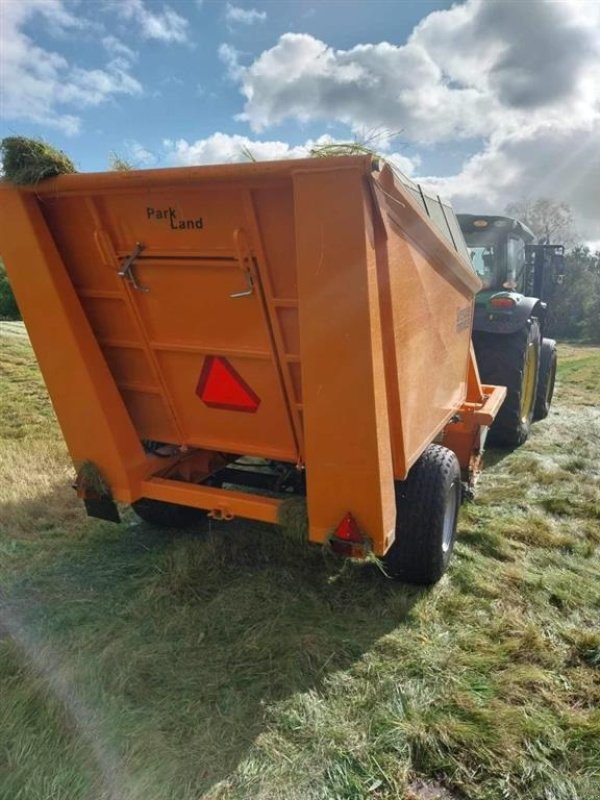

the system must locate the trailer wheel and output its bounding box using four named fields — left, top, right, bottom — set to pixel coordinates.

left=533, top=338, right=557, bottom=421
left=472, top=318, right=541, bottom=447
left=131, top=498, right=206, bottom=529
left=383, top=444, right=461, bottom=585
